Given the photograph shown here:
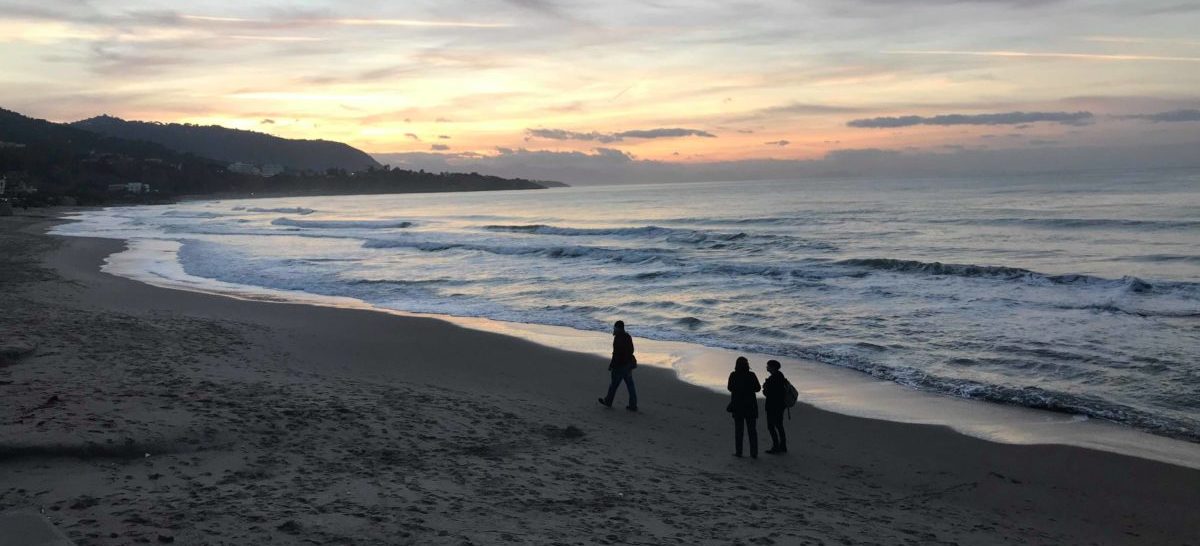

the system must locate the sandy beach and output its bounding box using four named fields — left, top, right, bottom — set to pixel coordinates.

left=2, top=210, right=1198, bottom=545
